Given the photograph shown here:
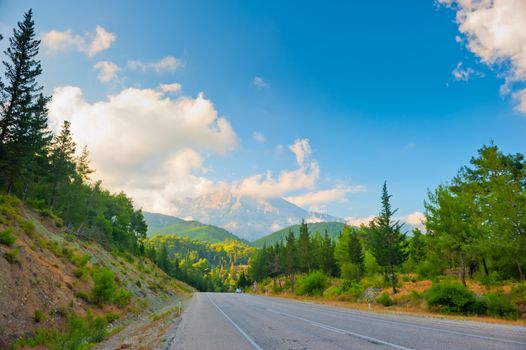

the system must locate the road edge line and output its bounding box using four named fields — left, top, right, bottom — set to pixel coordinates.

left=206, top=293, right=263, bottom=350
